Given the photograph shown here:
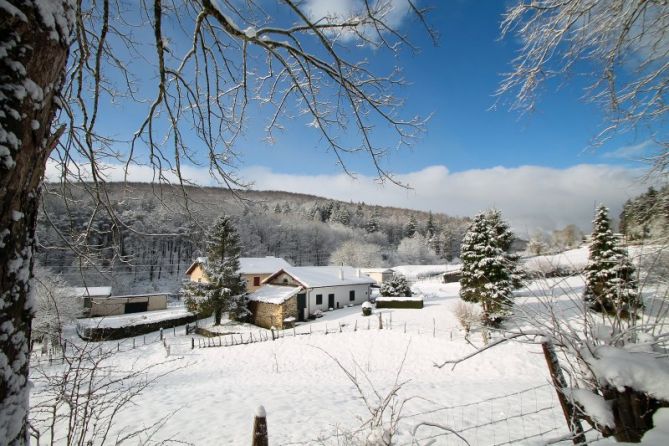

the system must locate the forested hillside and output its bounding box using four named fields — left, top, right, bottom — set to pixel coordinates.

left=37, top=183, right=470, bottom=294
left=619, top=186, right=669, bottom=241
